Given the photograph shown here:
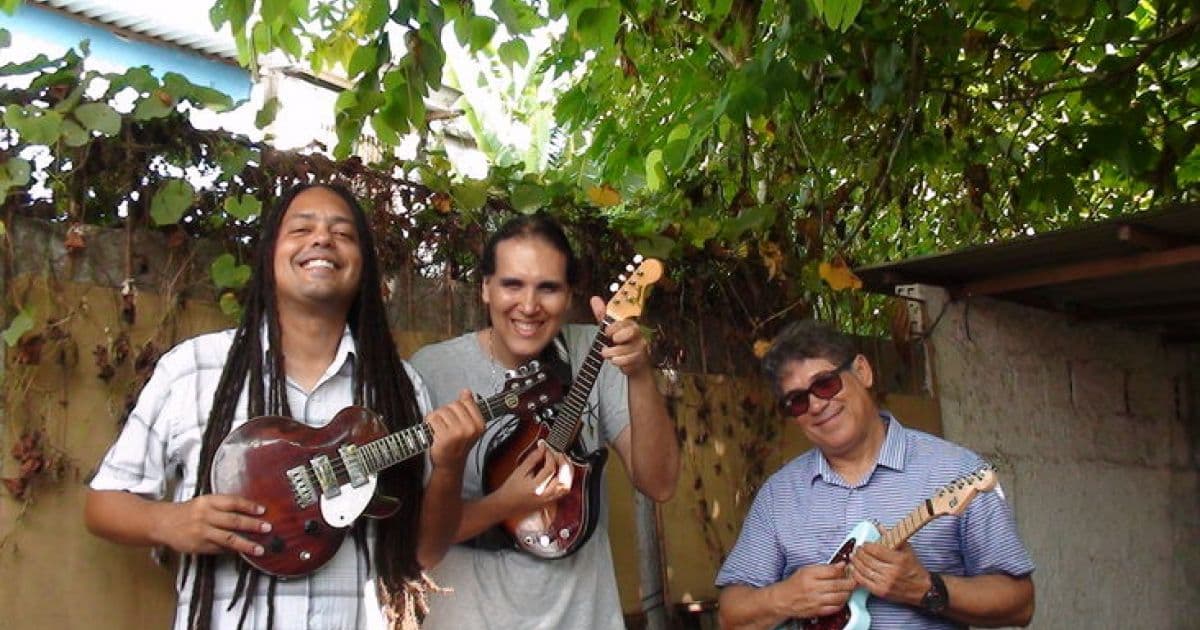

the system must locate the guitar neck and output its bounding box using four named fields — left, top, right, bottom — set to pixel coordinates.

left=545, top=318, right=612, bottom=452
left=881, top=499, right=937, bottom=549
left=359, top=386, right=524, bottom=473
left=359, top=422, right=435, bottom=474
